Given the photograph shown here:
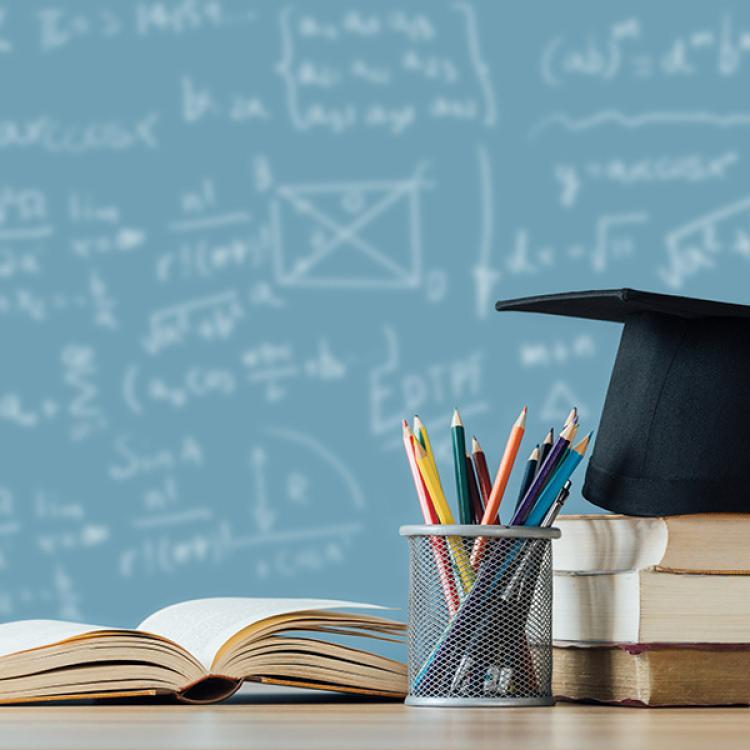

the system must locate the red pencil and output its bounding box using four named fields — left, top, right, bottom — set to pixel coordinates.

left=465, top=452, right=484, bottom=524
left=471, top=436, right=494, bottom=519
